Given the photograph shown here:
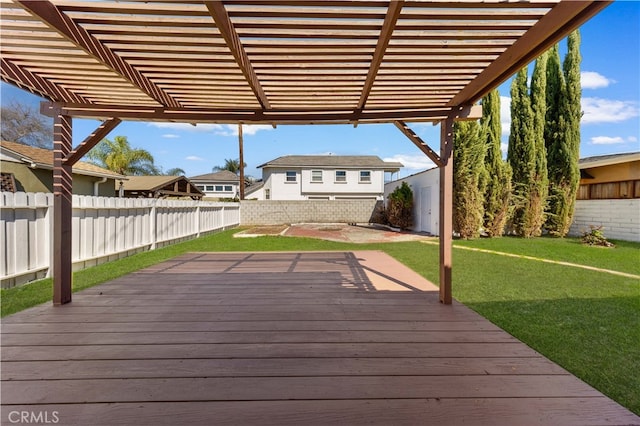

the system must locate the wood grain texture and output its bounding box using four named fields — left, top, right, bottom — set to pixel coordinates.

left=2, top=251, right=637, bottom=425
